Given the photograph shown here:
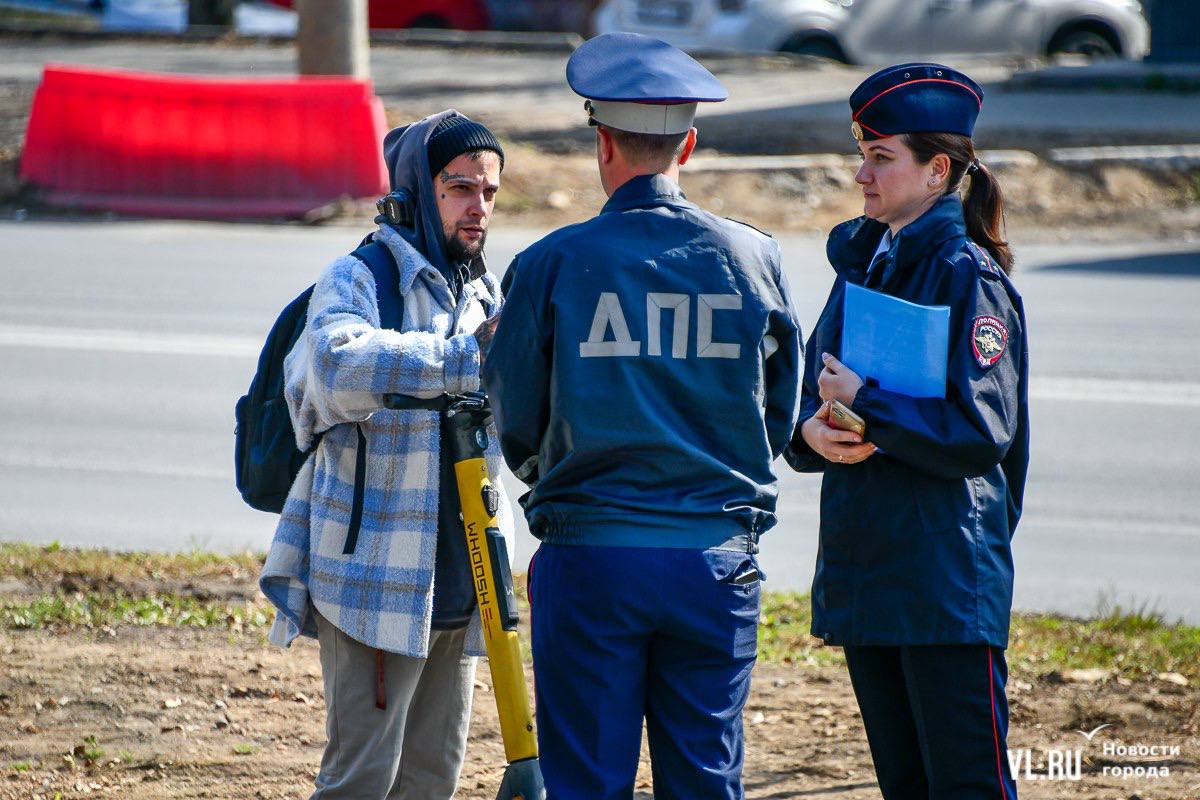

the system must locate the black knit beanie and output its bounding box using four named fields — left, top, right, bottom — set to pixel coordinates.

left=426, top=115, right=505, bottom=177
